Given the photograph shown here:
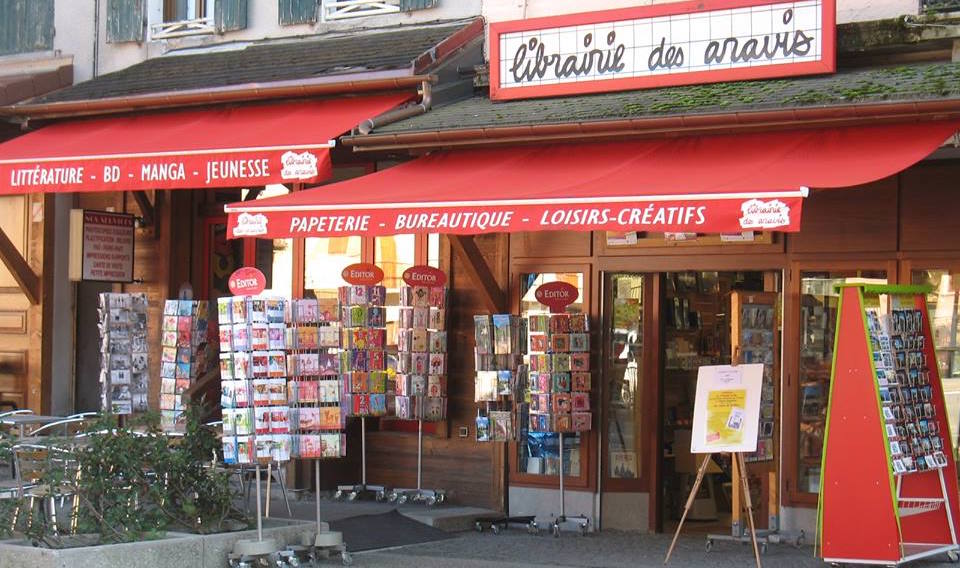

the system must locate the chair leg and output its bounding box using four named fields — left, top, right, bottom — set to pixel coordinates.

left=278, top=466, right=291, bottom=517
